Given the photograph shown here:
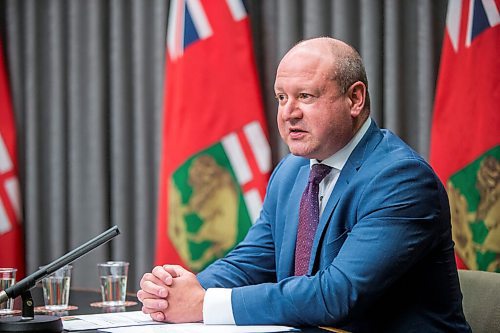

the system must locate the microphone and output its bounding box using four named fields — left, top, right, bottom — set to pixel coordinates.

left=0, top=225, right=120, bottom=332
